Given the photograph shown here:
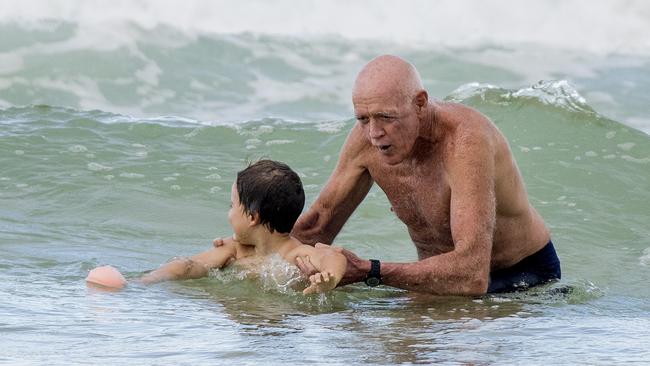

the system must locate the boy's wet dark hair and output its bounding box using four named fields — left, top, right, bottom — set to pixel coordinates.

left=236, top=160, right=305, bottom=234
